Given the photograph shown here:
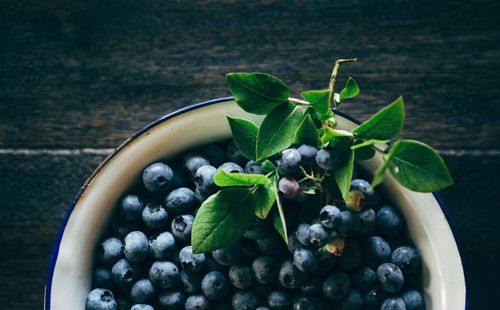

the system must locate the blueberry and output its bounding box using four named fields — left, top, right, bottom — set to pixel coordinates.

left=165, top=187, right=196, bottom=215
left=130, top=305, right=153, bottom=310
left=148, top=261, right=180, bottom=289
left=243, top=217, right=271, bottom=240
left=98, top=237, right=124, bottom=266
left=149, top=231, right=176, bottom=259
left=158, top=290, right=186, bottom=310
left=357, top=208, right=376, bottom=235
left=232, top=291, right=259, bottom=310
left=401, top=289, right=425, bottom=310
left=142, top=203, right=169, bottom=229
left=130, top=279, right=156, bottom=303
left=377, top=263, right=404, bottom=293
left=111, top=258, right=139, bottom=287
left=277, top=148, right=302, bottom=176
left=214, top=299, right=233, bottom=310
left=295, top=224, right=311, bottom=246
left=278, top=259, right=307, bottom=288
left=201, top=271, right=230, bottom=300
left=195, top=165, right=217, bottom=194
left=350, top=179, right=374, bottom=196
left=267, top=290, right=292, bottom=310
left=195, top=187, right=210, bottom=204
left=171, top=214, right=194, bottom=241
left=377, top=206, right=405, bottom=237
left=338, top=210, right=360, bottom=237
left=319, top=204, right=341, bottom=228
left=364, top=289, right=383, bottom=310
left=381, top=297, right=407, bottom=310
left=307, top=223, right=329, bottom=247
left=278, top=177, right=300, bottom=199
left=226, top=141, right=246, bottom=165
left=301, top=275, right=324, bottom=294
left=291, top=294, right=321, bottom=310
left=217, top=162, right=244, bottom=174
left=119, top=195, right=144, bottom=221
left=254, top=233, right=288, bottom=256
left=256, top=308, right=270, bottom=310
left=351, top=266, right=376, bottom=292
left=322, top=272, right=350, bottom=301
left=185, top=295, right=212, bottom=310
left=252, top=256, right=279, bottom=284
left=212, top=242, right=243, bottom=266
left=111, top=217, right=142, bottom=239
left=124, top=231, right=149, bottom=263
left=85, top=288, right=117, bottom=310
left=142, top=162, right=174, bottom=192
left=362, top=236, right=392, bottom=268
left=345, top=190, right=366, bottom=211
left=297, top=144, right=318, bottom=163
left=115, top=297, right=130, bottom=310
left=92, top=266, right=113, bottom=290
left=245, top=160, right=264, bottom=174
left=317, top=249, right=338, bottom=272
left=293, top=248, right=319, bottom=274
left=171, top=162, right=188, bottom=188
left=391, top=246, right=421, bottom=275
left=184, top=153, right=210, bottom=178
left=315, top=149, right=339, bottom=170
left=287, top=234, right=301, bottom=254
left=179, top=270, right=202, bottom=293
left=337, top=289, right=363, bottom=310
left=203, top=143, right=226, bottom=167
left=203, top=256, right=227, bottom=273
left=339, top=240, right=362, bottom=271
left=229, top=264, right=254, bottom=289
left=179, top=246, right=206, bottom=273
